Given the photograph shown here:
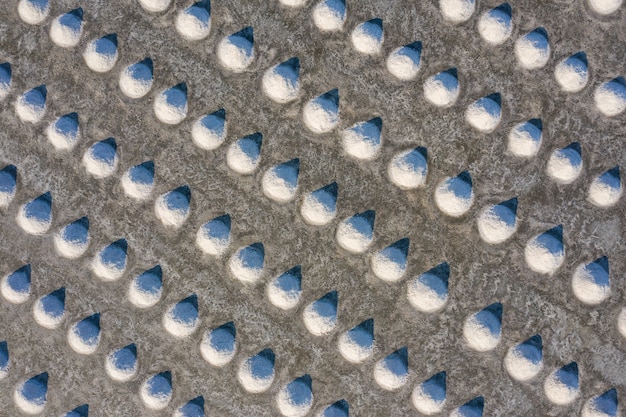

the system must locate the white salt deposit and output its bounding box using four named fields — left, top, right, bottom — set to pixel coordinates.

left=504, top=346, right=542, bottom=382
left=554, top=54, right=589, bottom=93
left=342, top=125, right=381, bottom=160
left=515, top=29, right=550, bottom=70
left=121, top=170, right=153, bottom=200
left=218, top=30, right=254, bottom=72
left=544, top=367, right=579, bottom=405
left=434, top=175, right=474, bottom=217
left=16, top=196, right=52, bottom=235
left=46, top=116, right=79, bottom=151
left=618, top=307, right=626, bottom=338
left=192, top=113, right=227, bottom=150
left=477, top=5, right=512, bottom=45
left=92, top=254, right=126, bottom=281
left=14, top=381, right=46, bottom=415
left=49, top=10, right=83, bottom=48
left=154, top=86, right=188, bottom=125
left=302, top=92, right=339, bottom=134
left=351, top=20, right=383, bottom=55
left=588, top=171, right=623, bottom=208
left=371, top=248, right=406, bottom=282
left=140, top=375, right=172, bottom=410
left=83, top=37, right=118, bottom=73
left=373, top=359, right=408, bottom=390
left=508, top=120, right=542, bottom=158
left=119, top=61, right=153, bottom=99
left=303, top=307, right=337, bottom=336
left=176, top=6, right=211, bottom=41
left=300, top=196, right=335, bottom=226
left=18, top=0, right=49, bottom=25
left=571, top=261, right=611, bottom=305
left=338, top=332, right=373, bottom=363
left=33, top=297, right=64, bottom=329
left=237, top=359, right=274, bottom=393
left=276, top=379, right=313, bottom=417
left=594, top=78, right=626, bottom=117
left=154, top=192, right=190, bottom=229
left=1, top=273, right=30, bottom=304
left=163, top=307, right=198, bottom=338
left=82, top=147, right=118, bottom=179
left=67, top=326, right=100, bottom=355
left=128, top=280, right=161, bottom=309
left=105, top=353, right=137, bottom=382
left=439, top=0, right=475, bottom=23
left=228, top=244, right=265, bottom=283
left=546, top=148, right=582, bottom=184
left=465, top=95, right=501, bottom=133
left=388, top=149, right=428, bottom=190
left=336, top=220, right=373, bottom=254
left=407, top=279, right=447, bottom=313
left=581, top=391, right=618, bottom=417
left=588, top=0, right=623, bottom=14
left=196, top=232, right=229, bottom=257
left=138, top=0, right=172, bottom=13
left=262, top=60, right=300, bottom=103
left=423, top=70, right=459, bottom=107
left=386, top=44, right=421, bottom=81
left=463, top=314, right=500, bottom=352
left=280, top=0, right=307, bottom=6
left=200, top=333, right=236, bottom=367
left=54, top=232, right=88, bottom=259
left=262, top=170, right=297, bottom=203
left=313, top=0, right=346, bottom=31
left=524, top=234, right=564, bottom=275
left=227, top=137, right=262, bottom=174
left=15, top=87, right=46, bottom=123
left=411, top=384, right=445, bottom=415
left=477, top=204, right=517, bottom=244
left=267, top=278, right=301, bottom=311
